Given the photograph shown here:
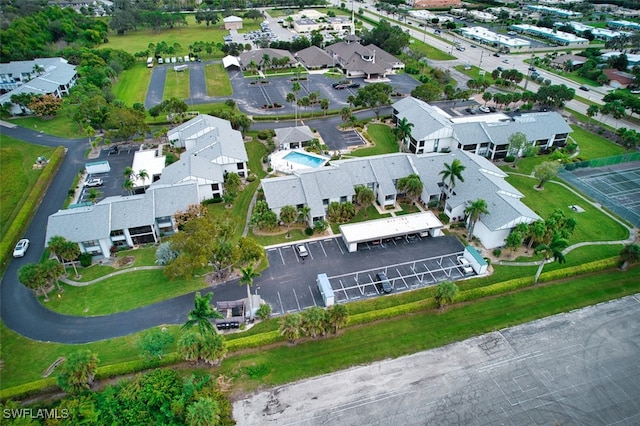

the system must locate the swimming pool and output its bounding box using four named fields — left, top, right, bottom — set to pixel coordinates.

left=283, top=151, right=326, bottom=168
